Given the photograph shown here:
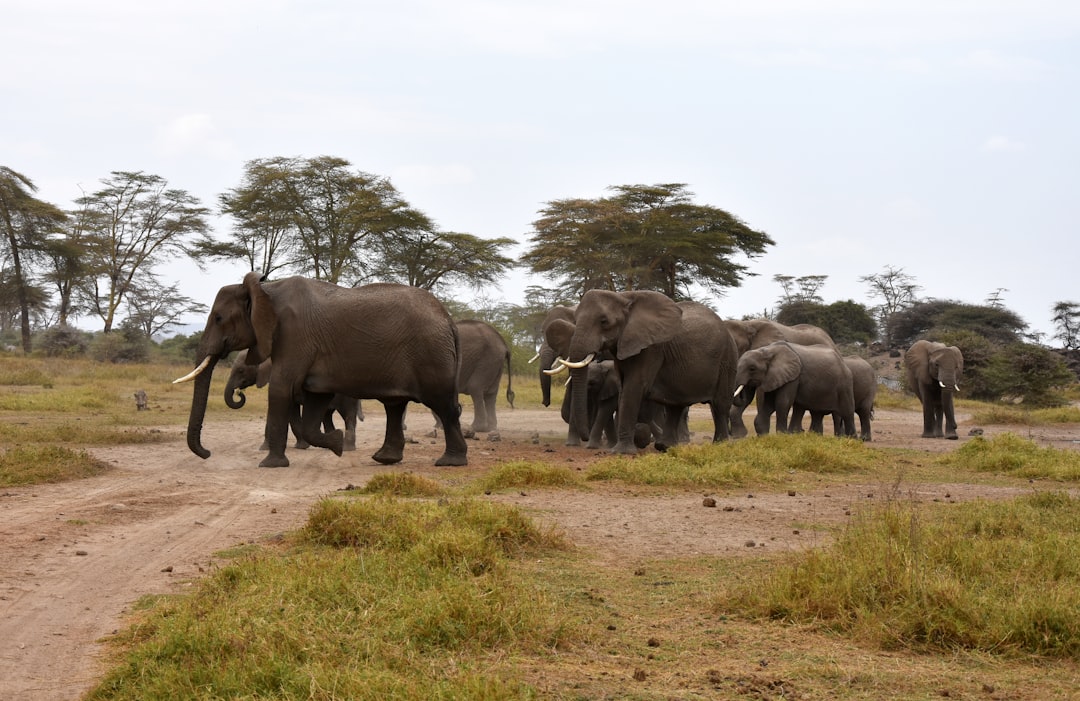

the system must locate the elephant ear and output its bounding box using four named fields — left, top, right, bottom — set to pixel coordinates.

left=544, top=318, right=576, bottom=358
left=948, top=346, right=964, bottom=373
left=762, top=342, right=802, bottom=392
left=617, top=291, right=683, bottom=360
left=244, top=272, right=277, bottom=364
left=904, top=340, right=934, bottom=384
